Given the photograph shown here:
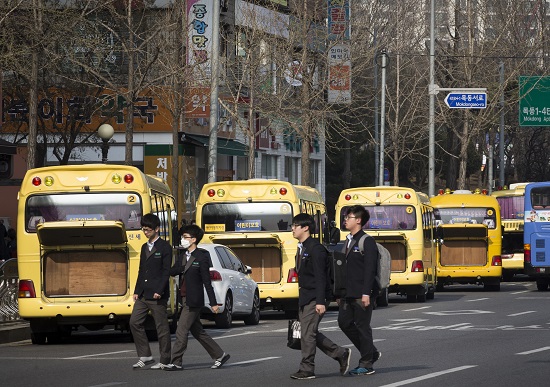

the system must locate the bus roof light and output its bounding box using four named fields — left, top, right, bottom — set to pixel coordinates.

left=32, top=177, right=41, bottom=186
left=404, top=193, right=411, bottom=200
left=438, top=189, right=444, bottom=195
left=345, top=194, right=351, bottom=201
left=217, top=189, right=225, bottom=197
left=112, top=174, right=122, bottom=184
left=279, top=187, right=287, bottom=195
left=207, top=189, right=215, bottom=197
left=124, top=174, right=134, bottom=184
left=481, top=189, right=488, bottom=195
left=44, top=176, right=54, bottom=186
